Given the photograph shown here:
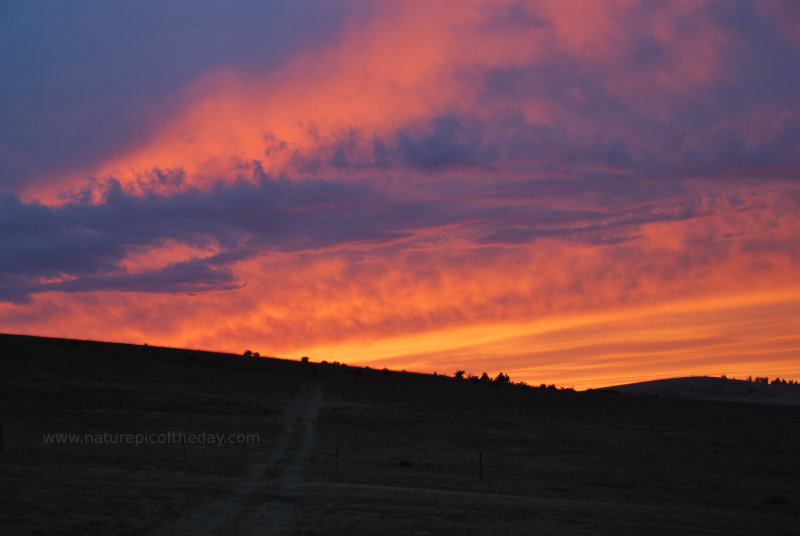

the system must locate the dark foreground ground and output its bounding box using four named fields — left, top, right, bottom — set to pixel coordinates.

left=1, top=333, right=798, bottom=535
